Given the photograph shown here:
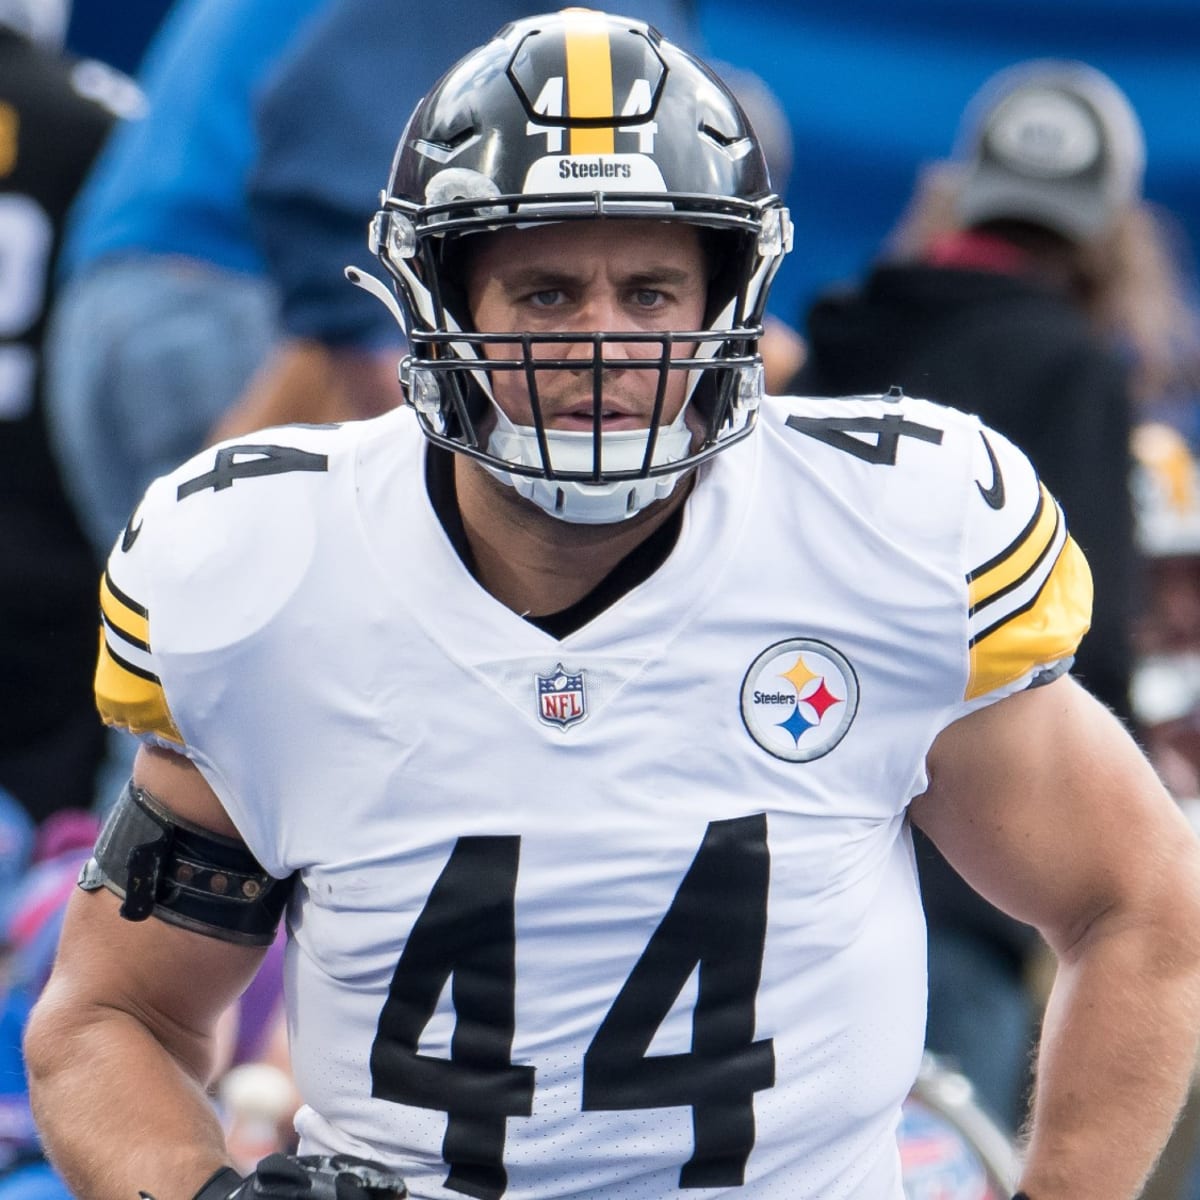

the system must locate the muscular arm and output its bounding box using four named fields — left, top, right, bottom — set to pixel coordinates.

left=25, top=747, right=269, bottom=1200
left=912, top=676, right=1200, bottom=1200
